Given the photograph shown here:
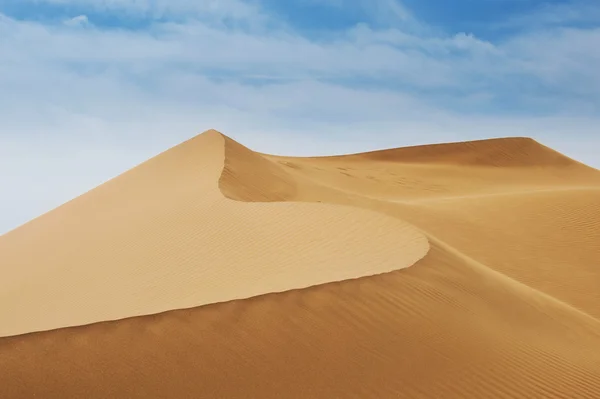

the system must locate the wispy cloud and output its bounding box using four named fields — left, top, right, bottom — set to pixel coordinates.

left=7, top=0, right=265, bottom=21
left=62, top=14, right=89, bottom=27
left=499, top=0, right=600, bottom=30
